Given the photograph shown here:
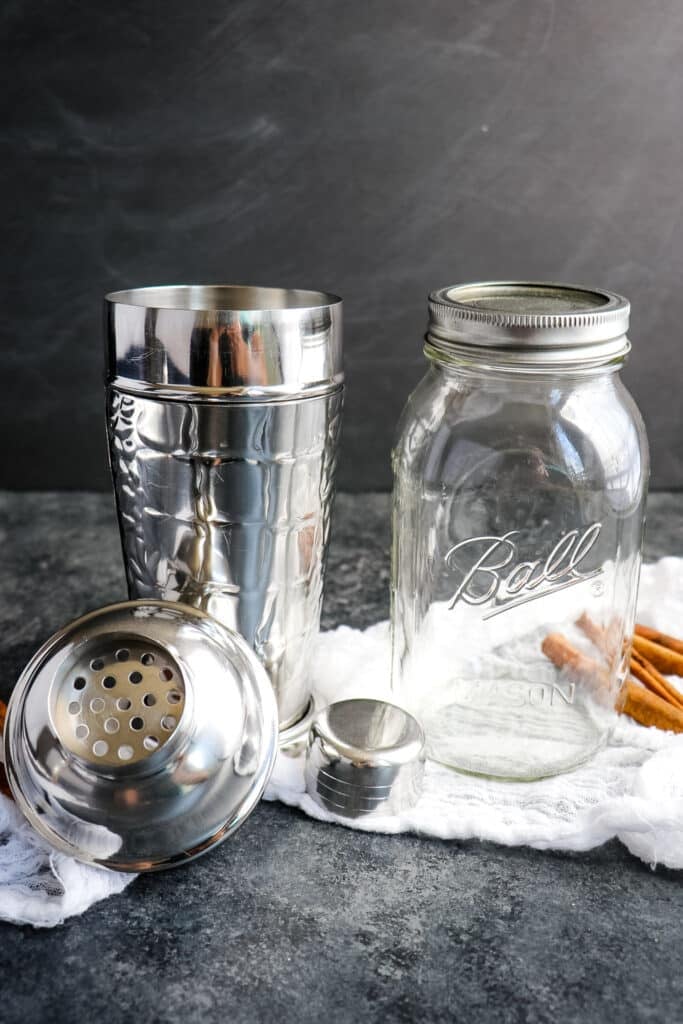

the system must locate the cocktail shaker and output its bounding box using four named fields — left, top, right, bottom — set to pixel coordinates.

left=105, top=285, right=343, bottom=732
